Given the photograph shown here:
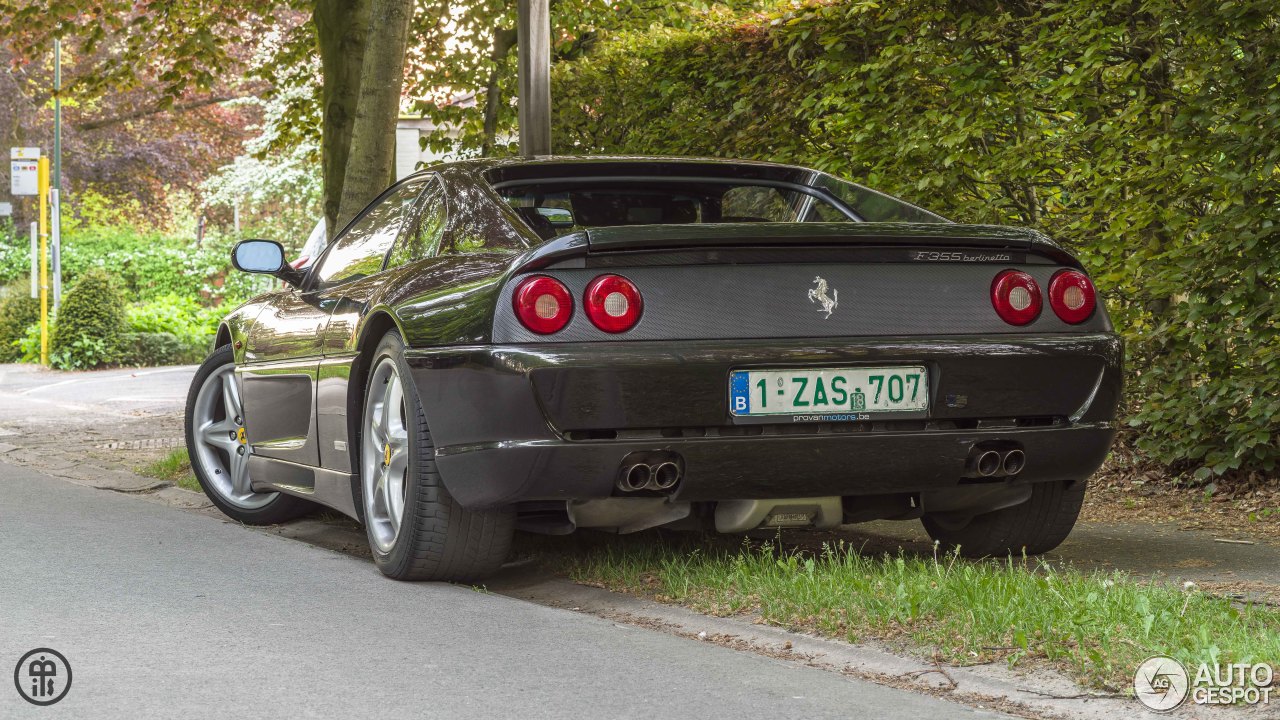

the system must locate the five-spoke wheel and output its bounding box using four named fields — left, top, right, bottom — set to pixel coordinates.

left=362, top=356, right=410, bottom=552
left=360, top=330, right=514, bottom=581
left=190, top=362, right=267, bottom=508
left=184, top=345, right=314, bottom=524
